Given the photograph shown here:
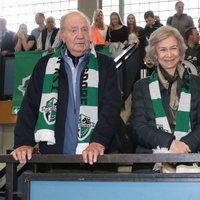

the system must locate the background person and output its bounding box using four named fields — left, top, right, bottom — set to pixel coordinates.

left=126, top=13, right=143, bottom=46
left=36, top=16, right=61, bottom=53
left=105, top=12, right=128, bottom=58
left=184, top=26, right=200, bottom=74
left=91, top=9, right=108, bottom=46
left=14, top=23, right=36, bottom=52
left=142, top=10, right=163, bottom=44
left=31, top=12, right=46, bottom=41
left=0, top=18, right=16, bottom=55
left=166, top=1, right=194, bottom=38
